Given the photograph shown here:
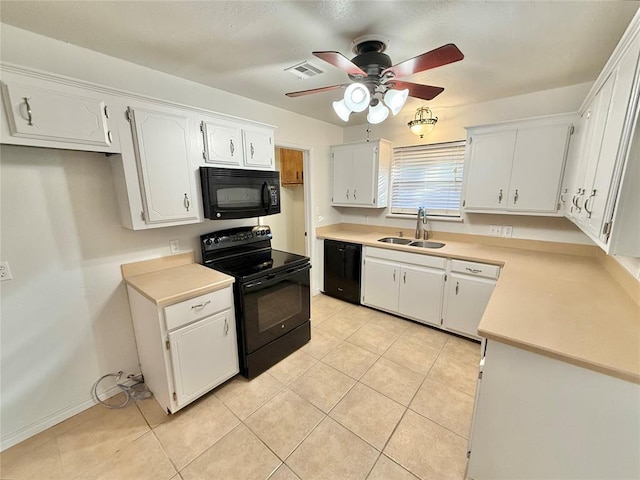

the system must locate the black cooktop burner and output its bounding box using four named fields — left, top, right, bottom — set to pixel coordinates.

left=207, top=249, right=309, bottom=281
